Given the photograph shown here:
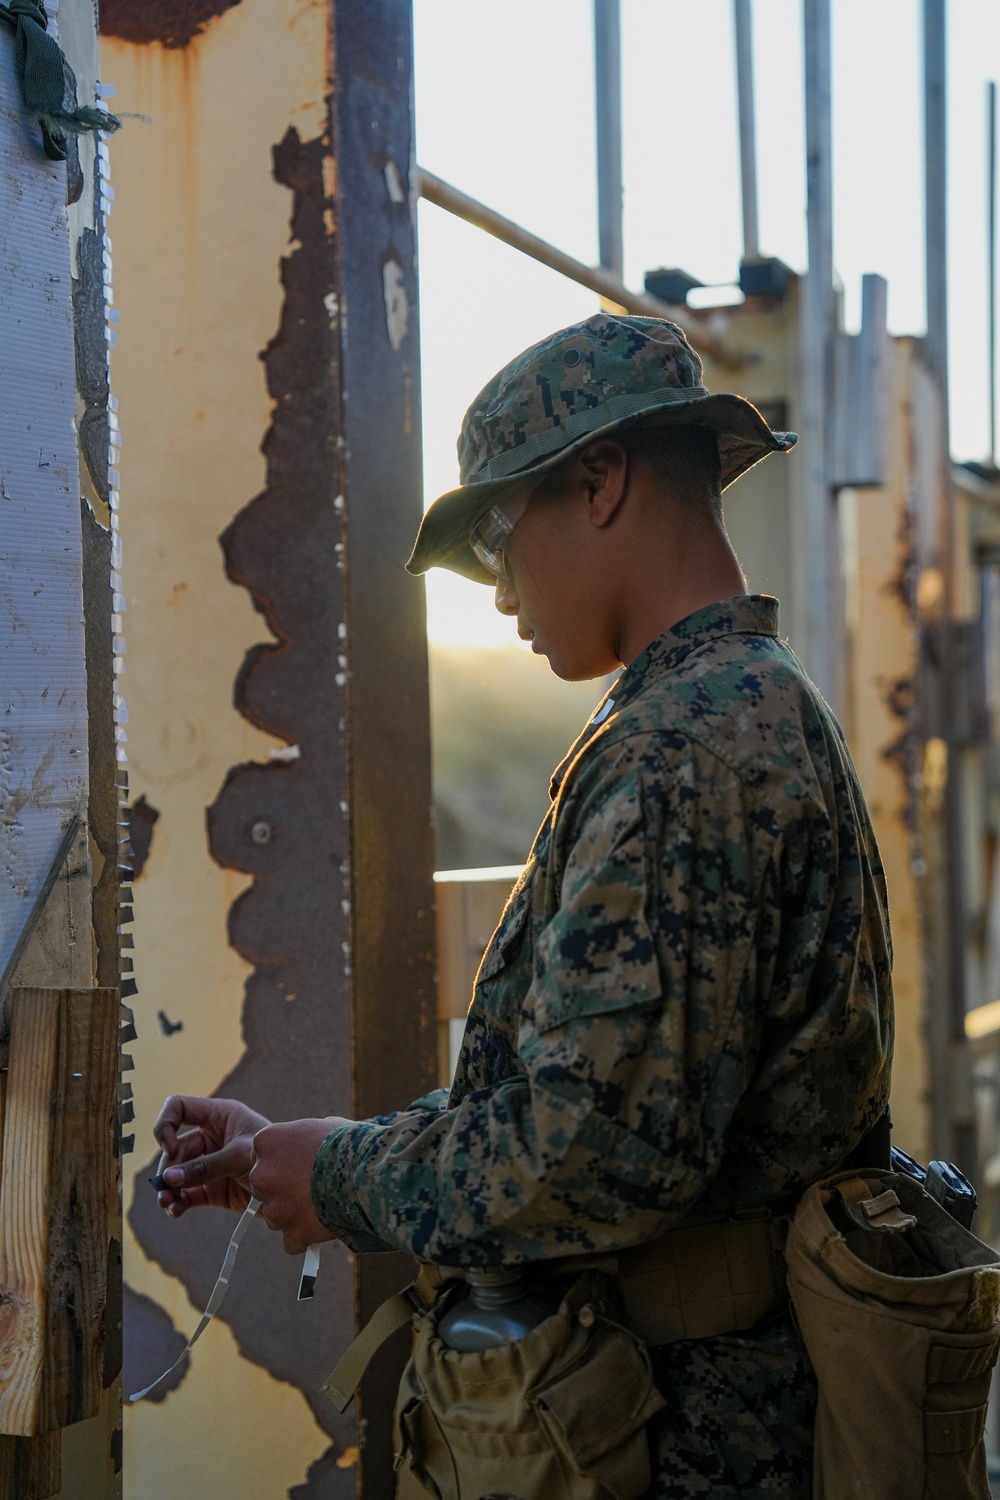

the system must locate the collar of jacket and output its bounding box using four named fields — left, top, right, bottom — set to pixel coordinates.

left=615, top=593, right=780, bottom=701
left=547, top=594, right=781, bottom=800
